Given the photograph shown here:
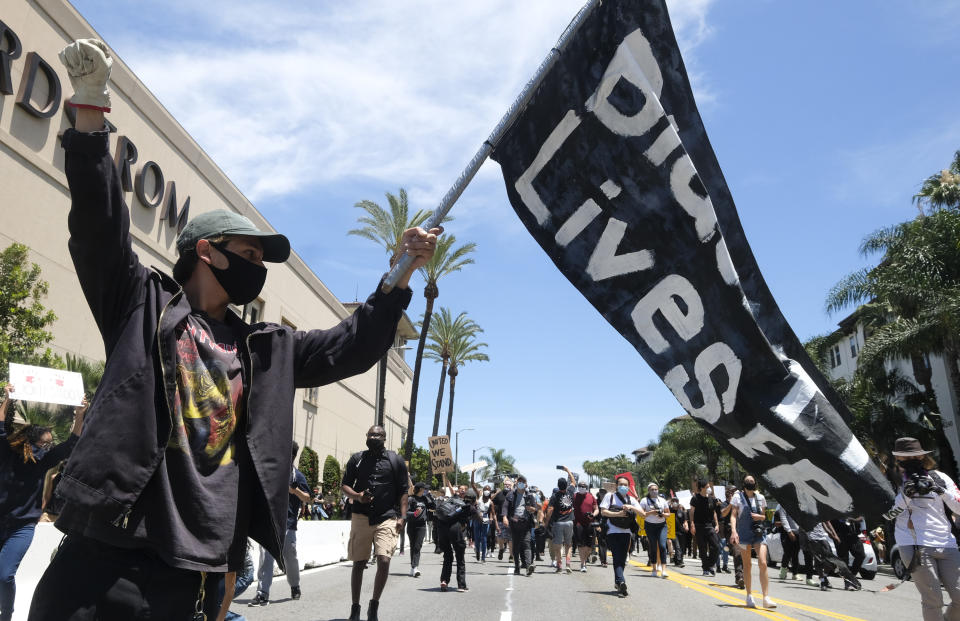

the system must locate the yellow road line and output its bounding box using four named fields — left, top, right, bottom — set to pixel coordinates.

left=675, top=573, right=868, bottom=621
left=628, top=561, right=796, bottom=621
